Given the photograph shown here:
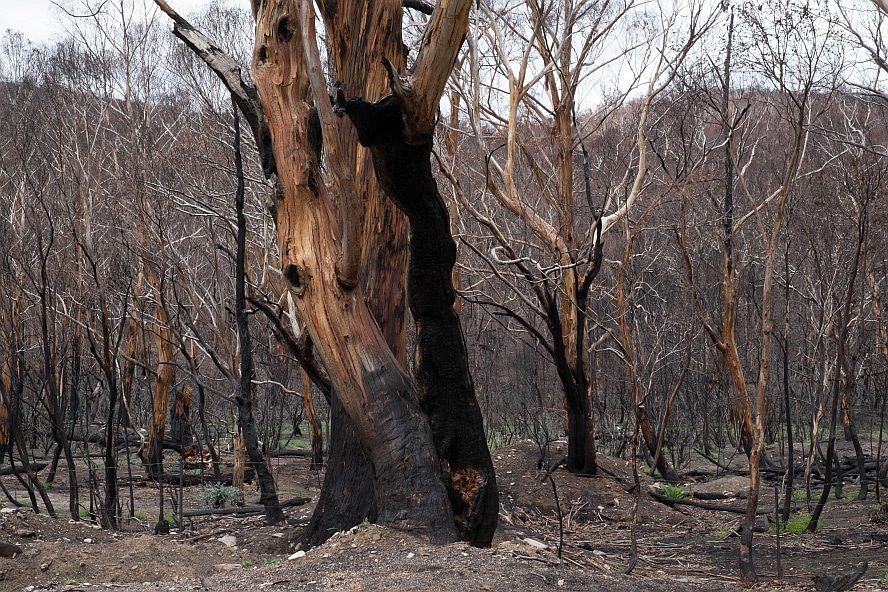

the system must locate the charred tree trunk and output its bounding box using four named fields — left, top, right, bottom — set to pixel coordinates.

left=338, top=92, right=498, bottom=545
left=157, top=0, right=483, bottom=546
left=543, top=289, right=596, bottom=475
left=303, top=0, right=410, bottom=545
left=169, top=383, right=195, bottom=451
left=250, top=0, right=457, bottom=543
left=232, top=101, right=284, bottom=525
left=302, top=396, right=377, bottom=546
